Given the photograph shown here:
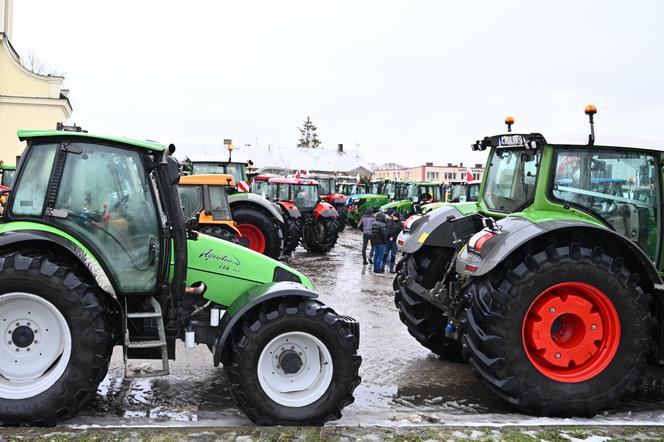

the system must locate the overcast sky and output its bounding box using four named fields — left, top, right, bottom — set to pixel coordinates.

left=11, top=0, right=664, bottom=166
